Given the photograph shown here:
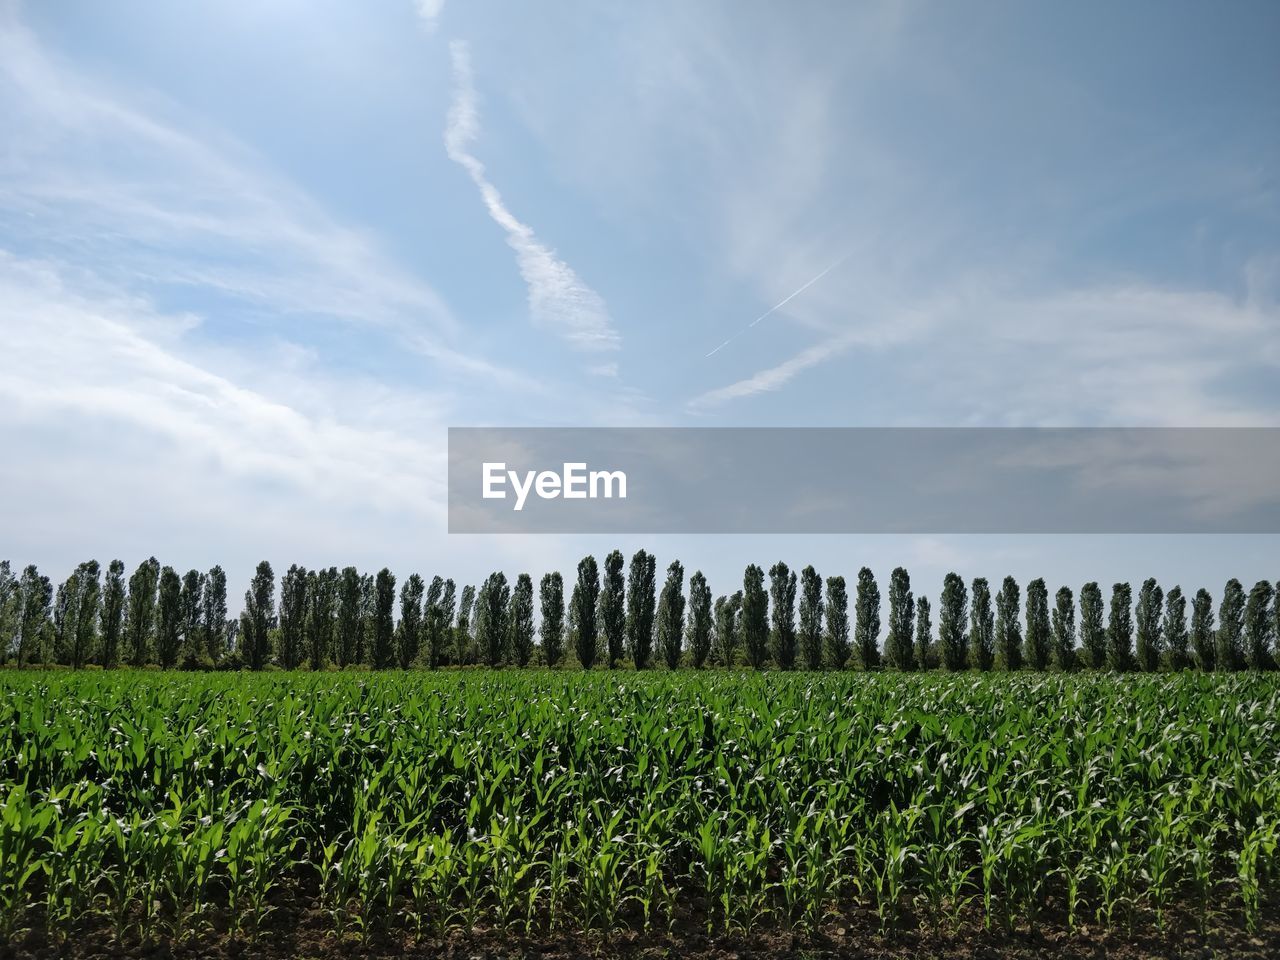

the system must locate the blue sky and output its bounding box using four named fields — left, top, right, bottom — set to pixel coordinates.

left=1, top=0, right=1278, bottom=607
